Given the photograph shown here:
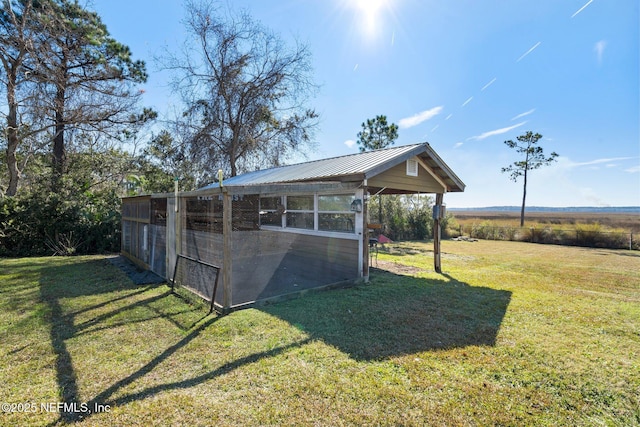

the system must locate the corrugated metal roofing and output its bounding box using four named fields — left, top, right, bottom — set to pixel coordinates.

left=200, top=142, right=465, bottom=192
